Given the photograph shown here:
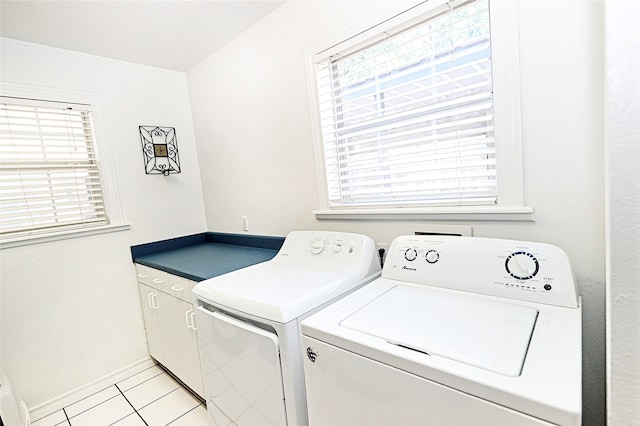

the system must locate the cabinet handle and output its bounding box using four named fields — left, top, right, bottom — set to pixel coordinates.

left=137, top=272, right=148, bottom=278
left=152, top=278, right=164, bottom=284
left=170, top=285, right=184, bottom=292
left=190, top=311, right=197, bottom=331
left=185, top=309, right=193, bottom=329
left=150, top=293, right=159, bottom=310
left=184, top=309, right=197, bottom=330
